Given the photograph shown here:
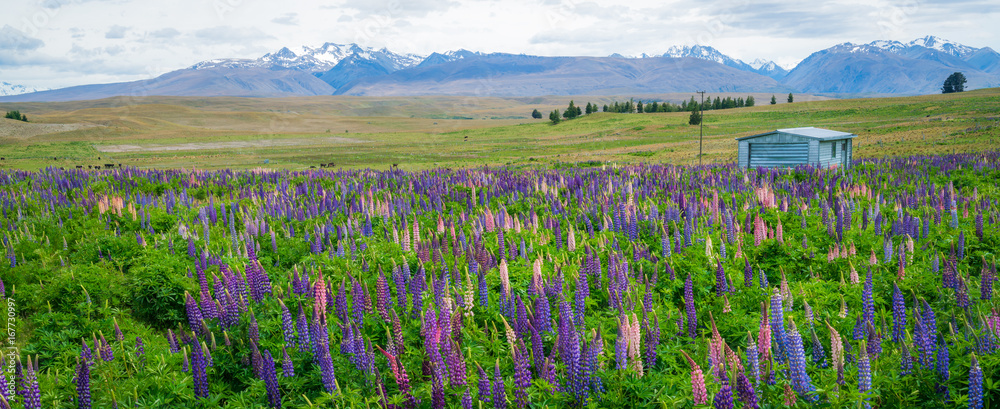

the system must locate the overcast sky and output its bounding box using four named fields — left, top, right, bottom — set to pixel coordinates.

left=2, top=0, right=998, bottom=90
